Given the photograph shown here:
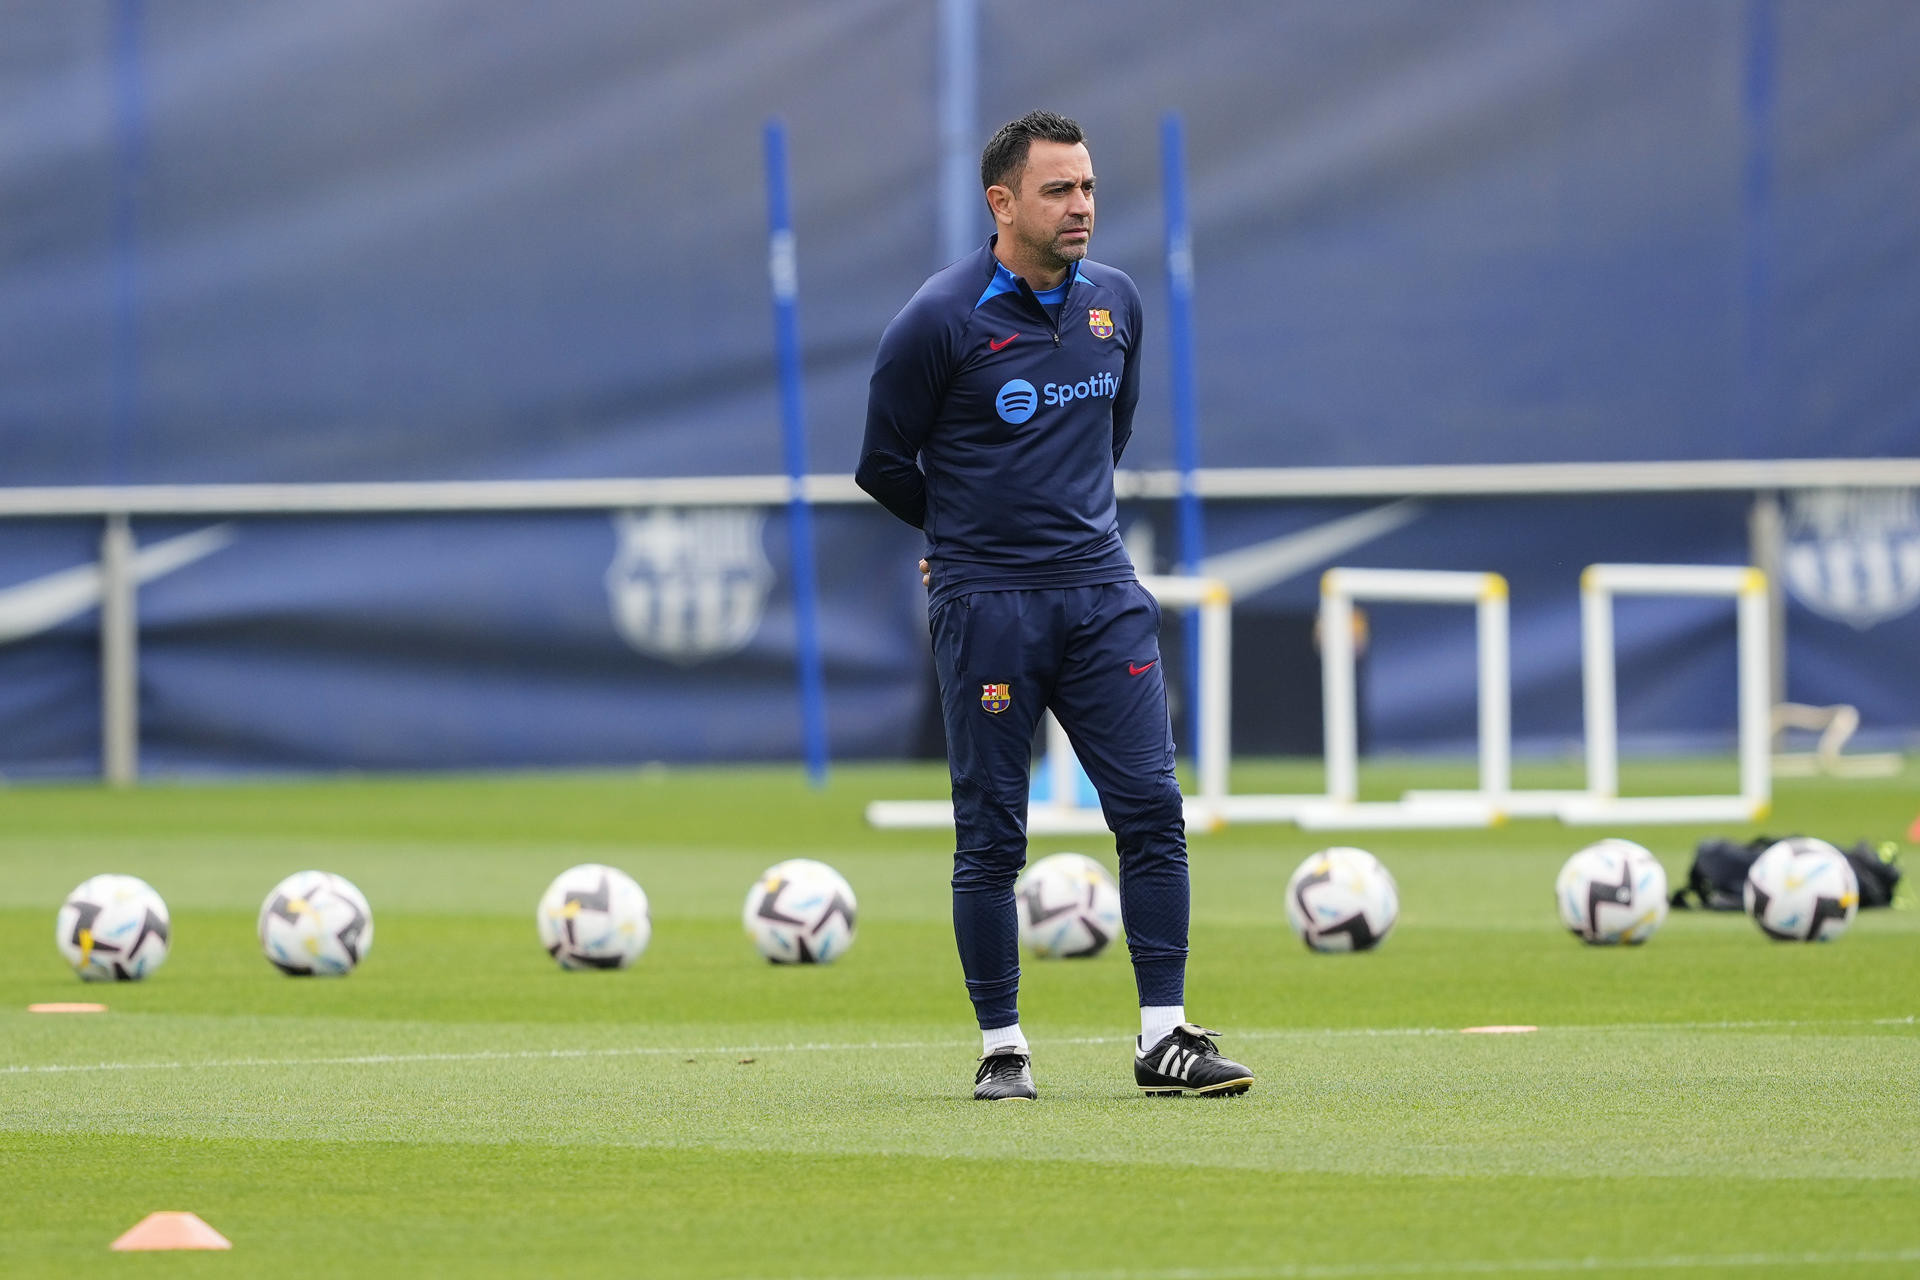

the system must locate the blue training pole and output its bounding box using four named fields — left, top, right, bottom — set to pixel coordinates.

left=1740, top=0, right=1775, bottom=459
left=1161, top=112, right=1206, bottom=764
left=936, top=0, right=979, bottom=266
left=763, top=121, right=831, bottom=787
left=109, top=0, right=146, bottom=485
